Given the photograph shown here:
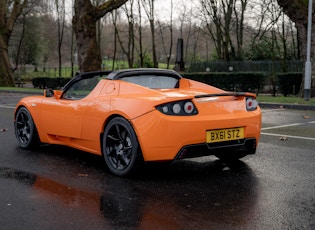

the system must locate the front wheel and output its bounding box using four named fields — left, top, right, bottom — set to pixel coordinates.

left=102, top=117, right=142, bottom=176
left=14, top=107, right=40, bottom=149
